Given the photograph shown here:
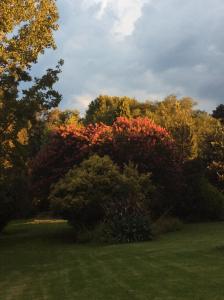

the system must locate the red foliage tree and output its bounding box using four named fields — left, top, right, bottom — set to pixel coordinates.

left=30, top=125, right=89, bottom=210
left=30, top=117, right=181, bottom=212
left=93, top=118, right=182, bottom=215
left=111, top=117, right=175, bottom=174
